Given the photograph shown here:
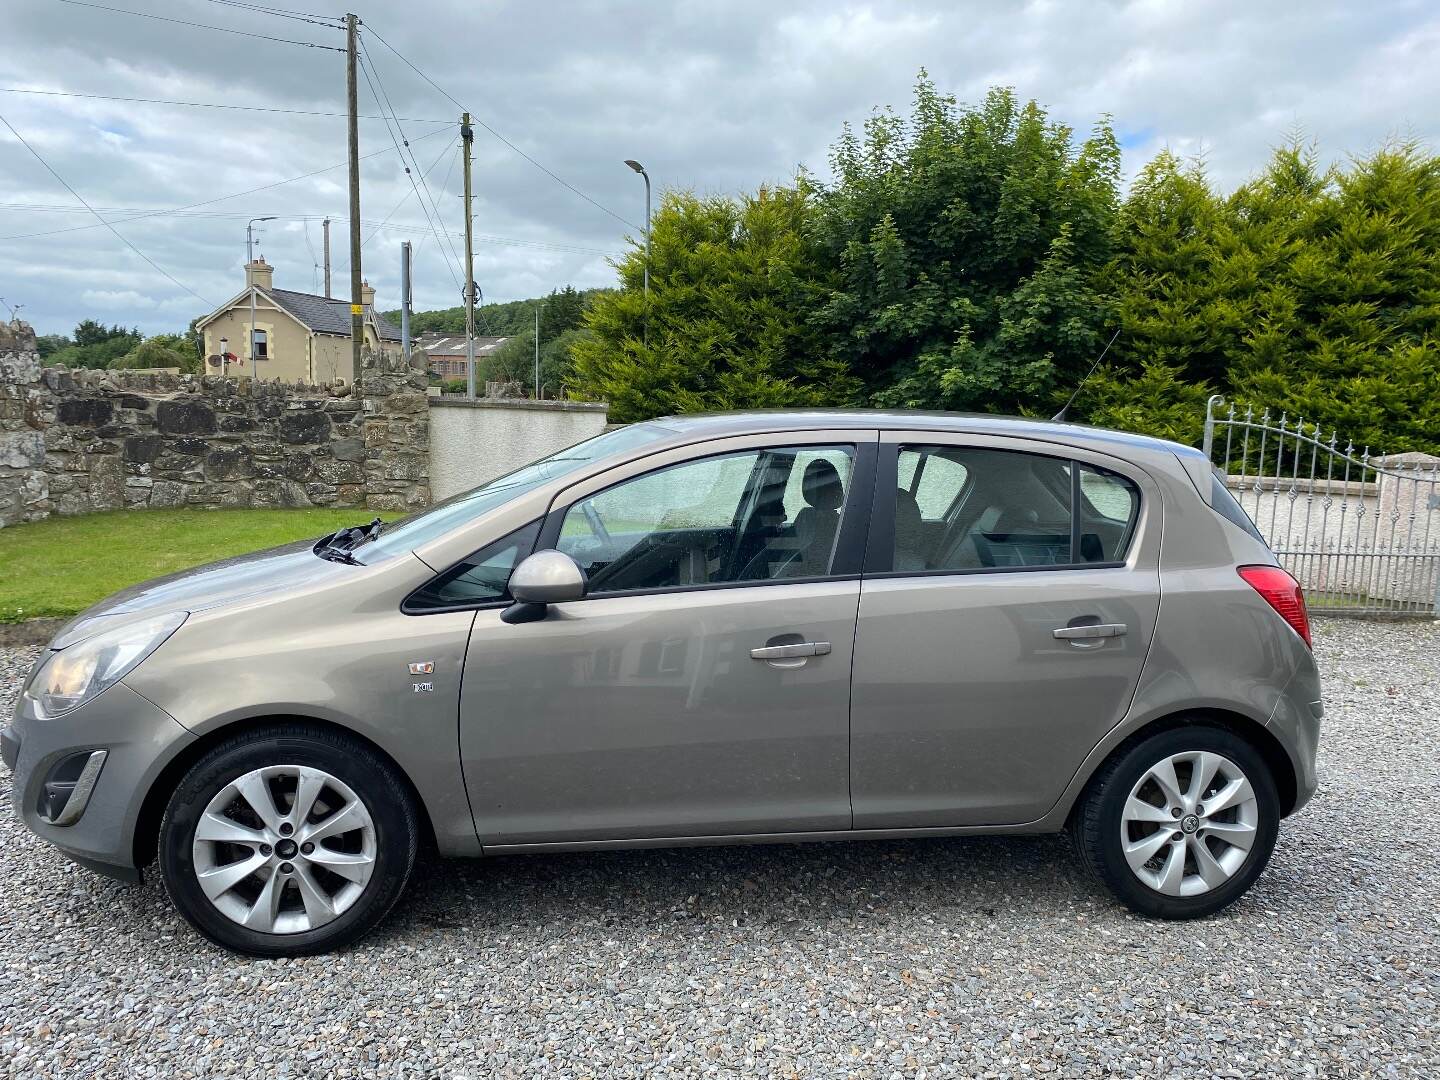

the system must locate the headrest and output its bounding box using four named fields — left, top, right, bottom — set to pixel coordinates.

left=802, top=458, right=843, bottom=511
left=895, top=488, right=923, bottom=535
